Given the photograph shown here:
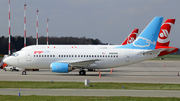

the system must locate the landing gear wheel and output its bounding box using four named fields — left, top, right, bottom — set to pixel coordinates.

left=22, top=71, right=26, bottom=75
left=79, top=70, right=86, bottom=75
